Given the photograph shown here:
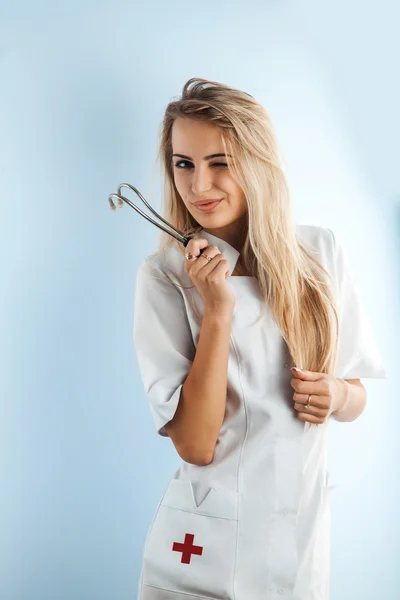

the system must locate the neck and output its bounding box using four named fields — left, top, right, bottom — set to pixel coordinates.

left=202, top=214, right=248, bottom=253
